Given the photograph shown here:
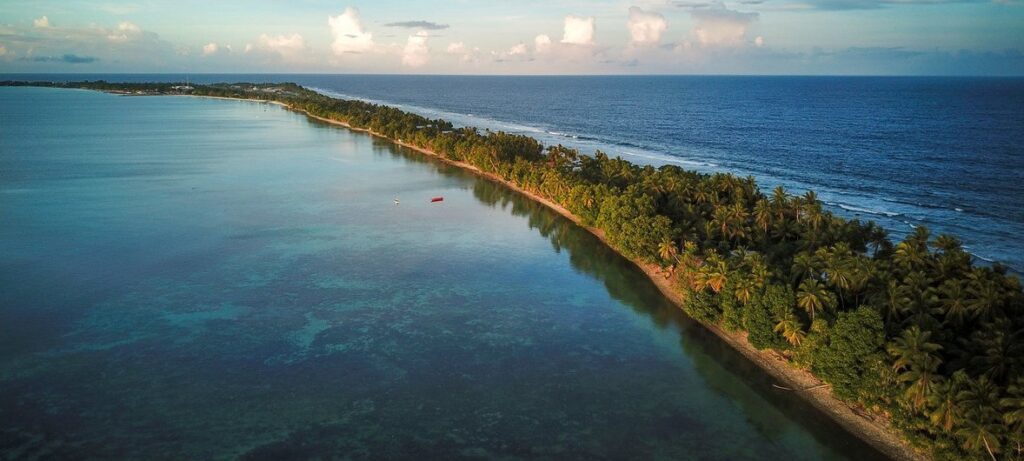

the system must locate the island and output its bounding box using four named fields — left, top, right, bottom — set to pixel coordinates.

left=5, top=80, right=1019, bottom=461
